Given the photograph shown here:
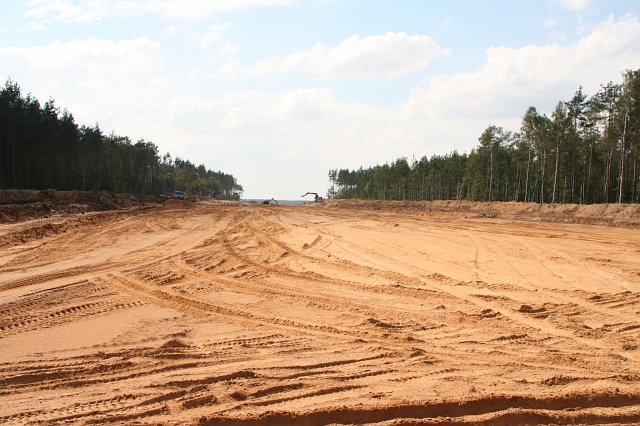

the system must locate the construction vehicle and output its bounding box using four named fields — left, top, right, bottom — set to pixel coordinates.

left=263, top=198, right=279, bottom=205
left=301, top=192, right=323, bottom=202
